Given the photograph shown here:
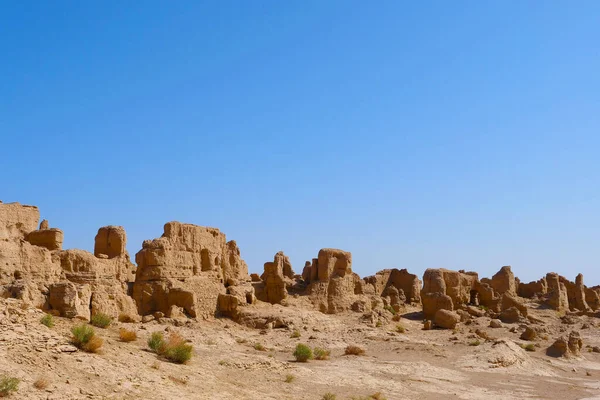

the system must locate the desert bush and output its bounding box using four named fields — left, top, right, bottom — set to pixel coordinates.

left=290, top=329, right=301, bottom=338
left=119, top=328, right=137, bottom=342
left=118, top=313, right=136, bottom=323
left=0, top=375, right=19, bottom=397
left=40, top=314, right=54, bottom=328
left=284, top=374, right=295, bottom=383
left=148, top=332, right=193, bottom=364
left=293, top=343, right=313, bottom=362
left=522, top=343, right=535, bottom=352
left=313, top=347, right=331, bottom=360
left=148, top=332, right=165, bottom=352
left=322, top=393, right=336, bottom=400
left=396, top=324, right=406, bottom=333
left=344, top=345, right=365, bottom=356
left=254, top=343, right=266, bottom=351
left=33, top=377, right=49, bottom=390
left=71, top=324, right=103, bottom=353
left=91, top=313, right=112, bottom=328
left=469, top=340, right=481, bottom=346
